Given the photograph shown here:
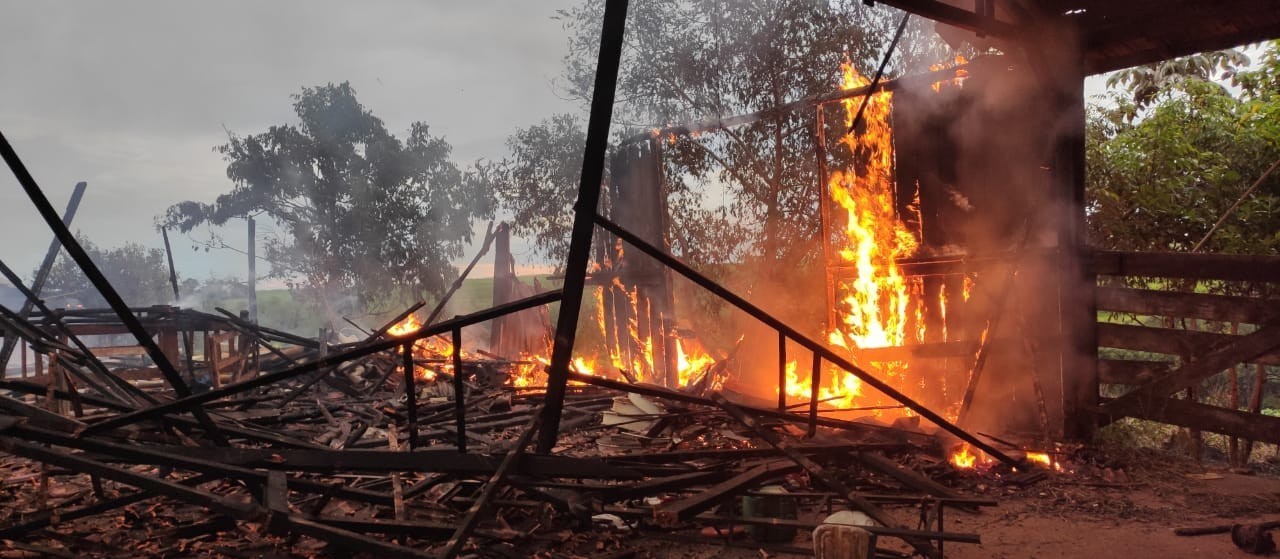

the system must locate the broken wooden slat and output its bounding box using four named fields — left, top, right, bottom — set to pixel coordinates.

left=654, top=460, right=800, bottom=525
left=1102, top=395, right=1280, bottom=445
left=711, top=392, right=940, bottom=559
left=1103, top=325, right=1280, bottom=418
